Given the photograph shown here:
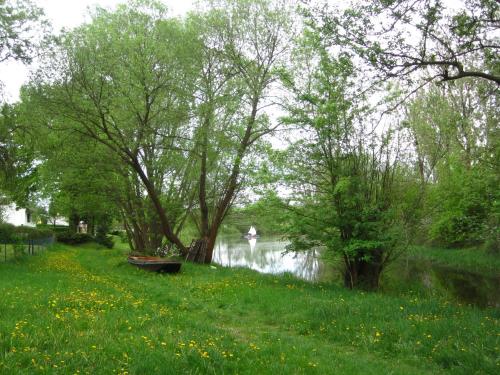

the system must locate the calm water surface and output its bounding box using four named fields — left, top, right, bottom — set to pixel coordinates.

left=213, top=236, right=332, bottom=282
left=213, top=236, right=500, bottom=308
